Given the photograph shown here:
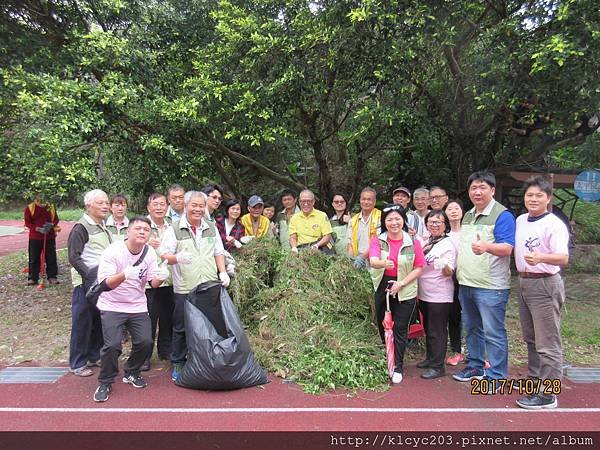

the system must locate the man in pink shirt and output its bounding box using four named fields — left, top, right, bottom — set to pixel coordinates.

left=514, top=176, right=569, bottom=410
left=93, top=216, right=169, bottom=402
